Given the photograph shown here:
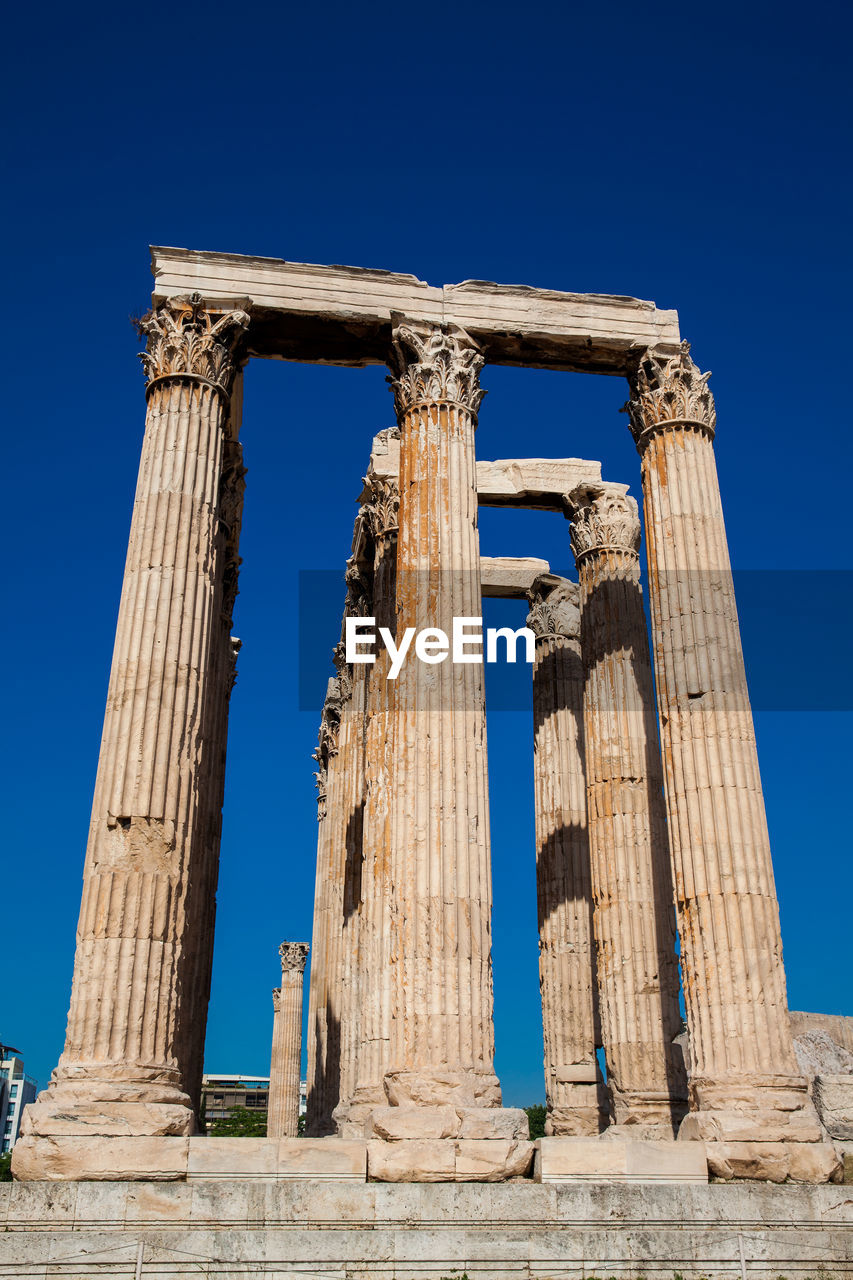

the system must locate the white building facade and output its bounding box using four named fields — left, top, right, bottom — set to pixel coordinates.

left=1, top=1044, right=37, bottom=1154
